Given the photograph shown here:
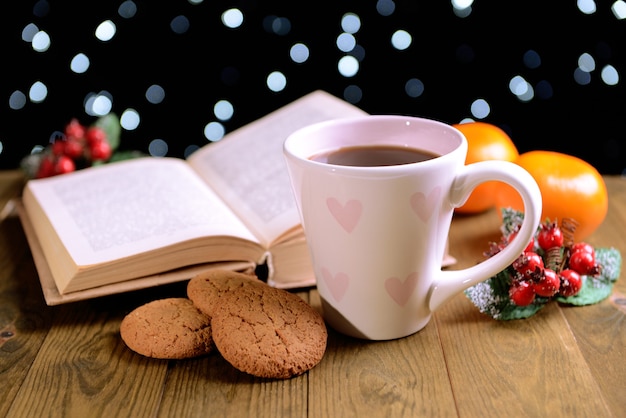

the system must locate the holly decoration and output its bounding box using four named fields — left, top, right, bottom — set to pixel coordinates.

left=465, top=208, right=622, bottom=320
left=20, top=114, right=144, bottom=179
